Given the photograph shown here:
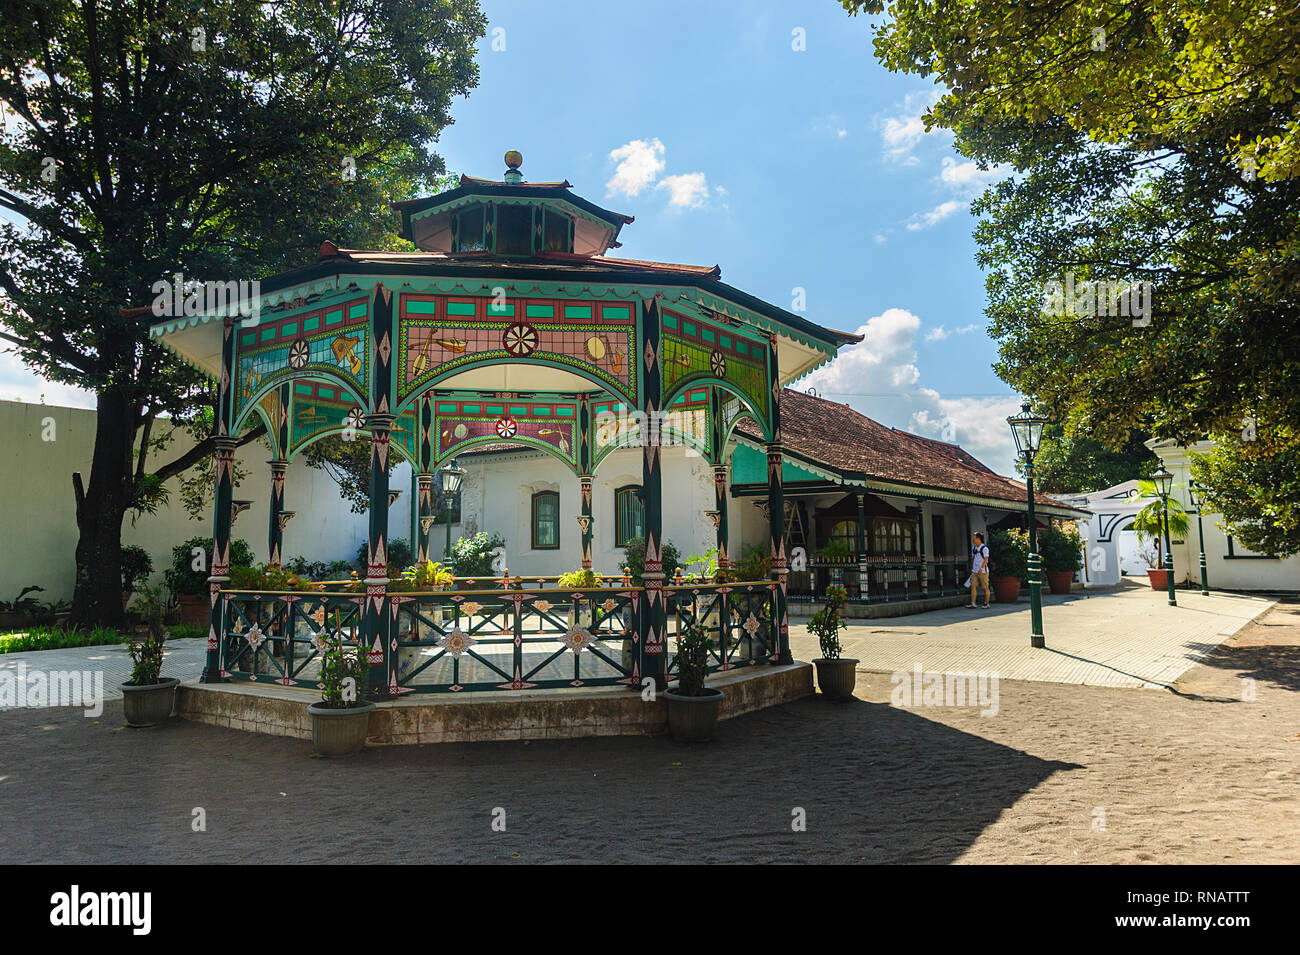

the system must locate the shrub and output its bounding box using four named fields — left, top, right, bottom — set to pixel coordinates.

left=228, top=564, right=321, bottom=592
left=164, top=537, right=254, bottom=595
left=619, top=537, right=682, bottom=585
left=807, top=583, right=849, bottom=659
left=675, top=623, right=712, bottom=697
left=731, top=544, right=773, bottom=582
left=317, top=632, right=370, bottom=708
left=120, top=545, right=153, bottom=592
left=987, top=528, right=1030, bottom=580
left=557, top=569, right=604, bottom=589
left=0, top=625, right=123, bottom=654
left=1040, top=522, right=1085, bottom=573
left=389, top=561, right=455, bottom=592
left=284, top=556, right=356, bottom=581
left=448, top=531, right=506, bottom=577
